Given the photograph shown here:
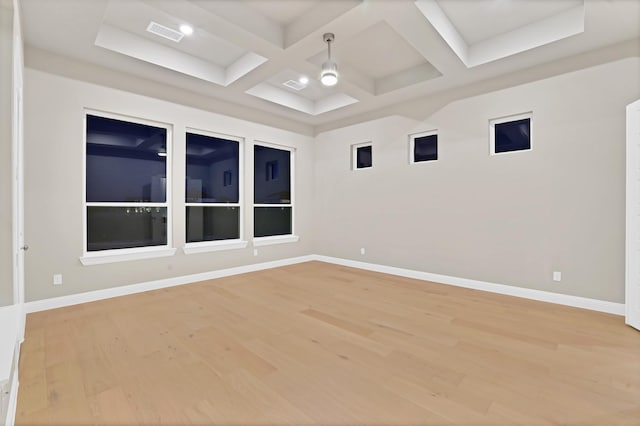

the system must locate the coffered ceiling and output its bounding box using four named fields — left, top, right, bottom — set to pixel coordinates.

left=19, top=0, right=640, bottom=134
